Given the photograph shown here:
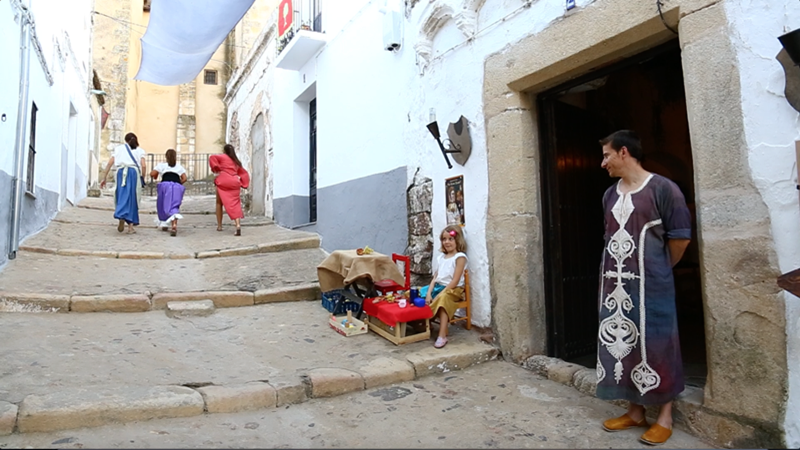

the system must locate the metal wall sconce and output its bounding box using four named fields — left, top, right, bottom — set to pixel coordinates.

left=778, top=28, right=800, bottom=113
left=776, top=27, right=800, bottom=298
left=426, top=109, right=472, bottom=169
